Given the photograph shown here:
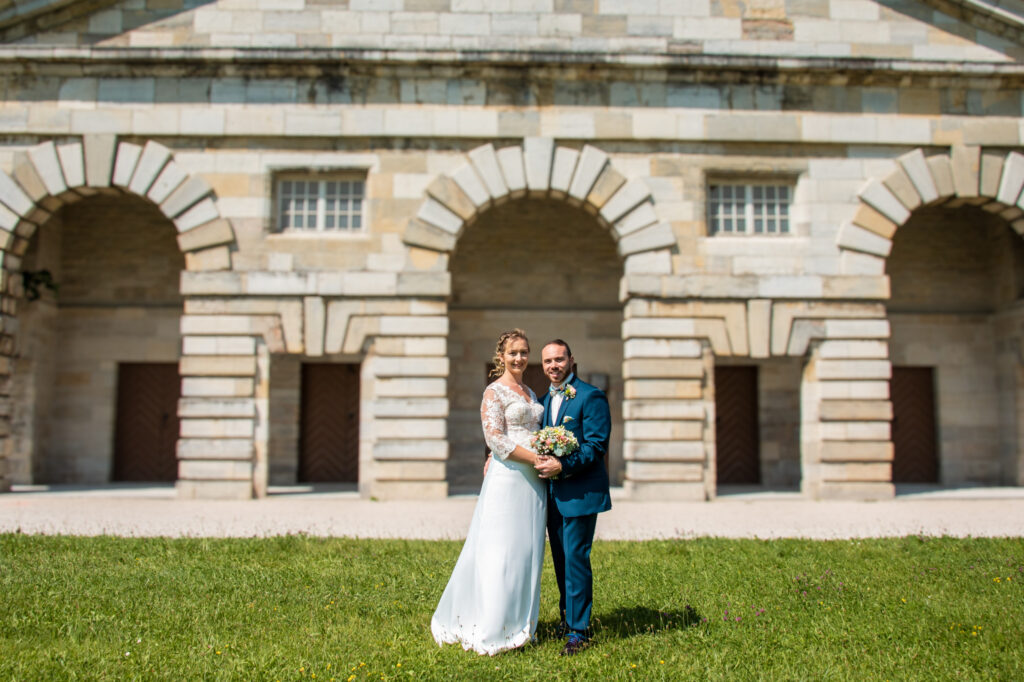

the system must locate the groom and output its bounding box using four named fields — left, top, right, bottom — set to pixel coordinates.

left=535, top=339, right=612, bottom=656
